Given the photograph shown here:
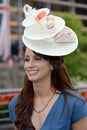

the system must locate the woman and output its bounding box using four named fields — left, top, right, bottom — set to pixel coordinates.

left=9, top=4, right=87, bottom=130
